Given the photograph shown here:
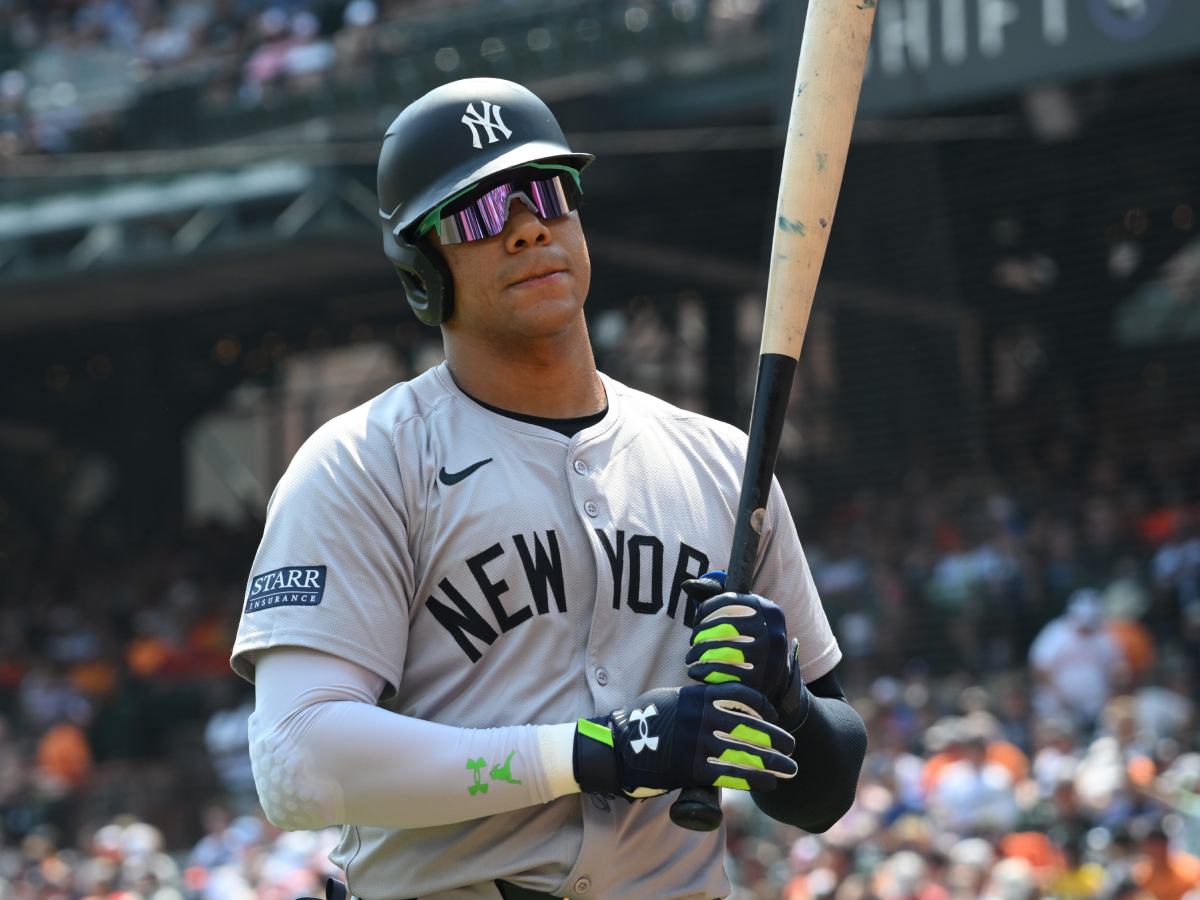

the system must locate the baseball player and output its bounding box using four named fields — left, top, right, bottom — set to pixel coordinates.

left=231, top=78, right=867, bottom=900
